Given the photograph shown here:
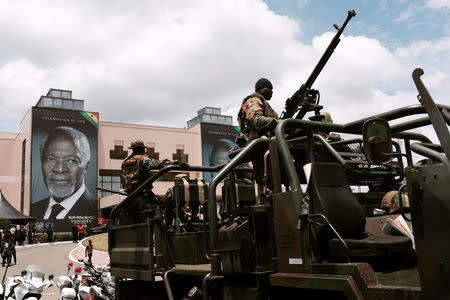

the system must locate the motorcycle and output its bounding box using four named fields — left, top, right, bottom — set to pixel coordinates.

left=1, top=265, right=54, bottom=300
left=56, top=262, right=82, bottom=300
left=1, top=282, right=4, bottom=300
left=78, top=261, right=115, bottom=300
left=58, top=261, right=115, bottom=300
